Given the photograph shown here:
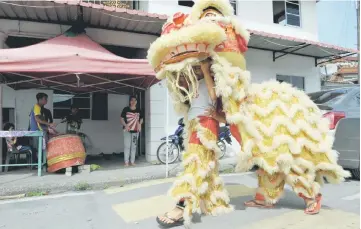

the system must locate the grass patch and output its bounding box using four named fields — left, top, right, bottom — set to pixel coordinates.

left=26, top=191, right=48, bottom=197
left=90, top=164, right=101, bottom=172
left=103, top=184, right=110, bottom=190
left=221, top=167, right=235, bottom=174
left=150, top=161, right=161, bottom=165
left=75, top=182, right=91, bottom=191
